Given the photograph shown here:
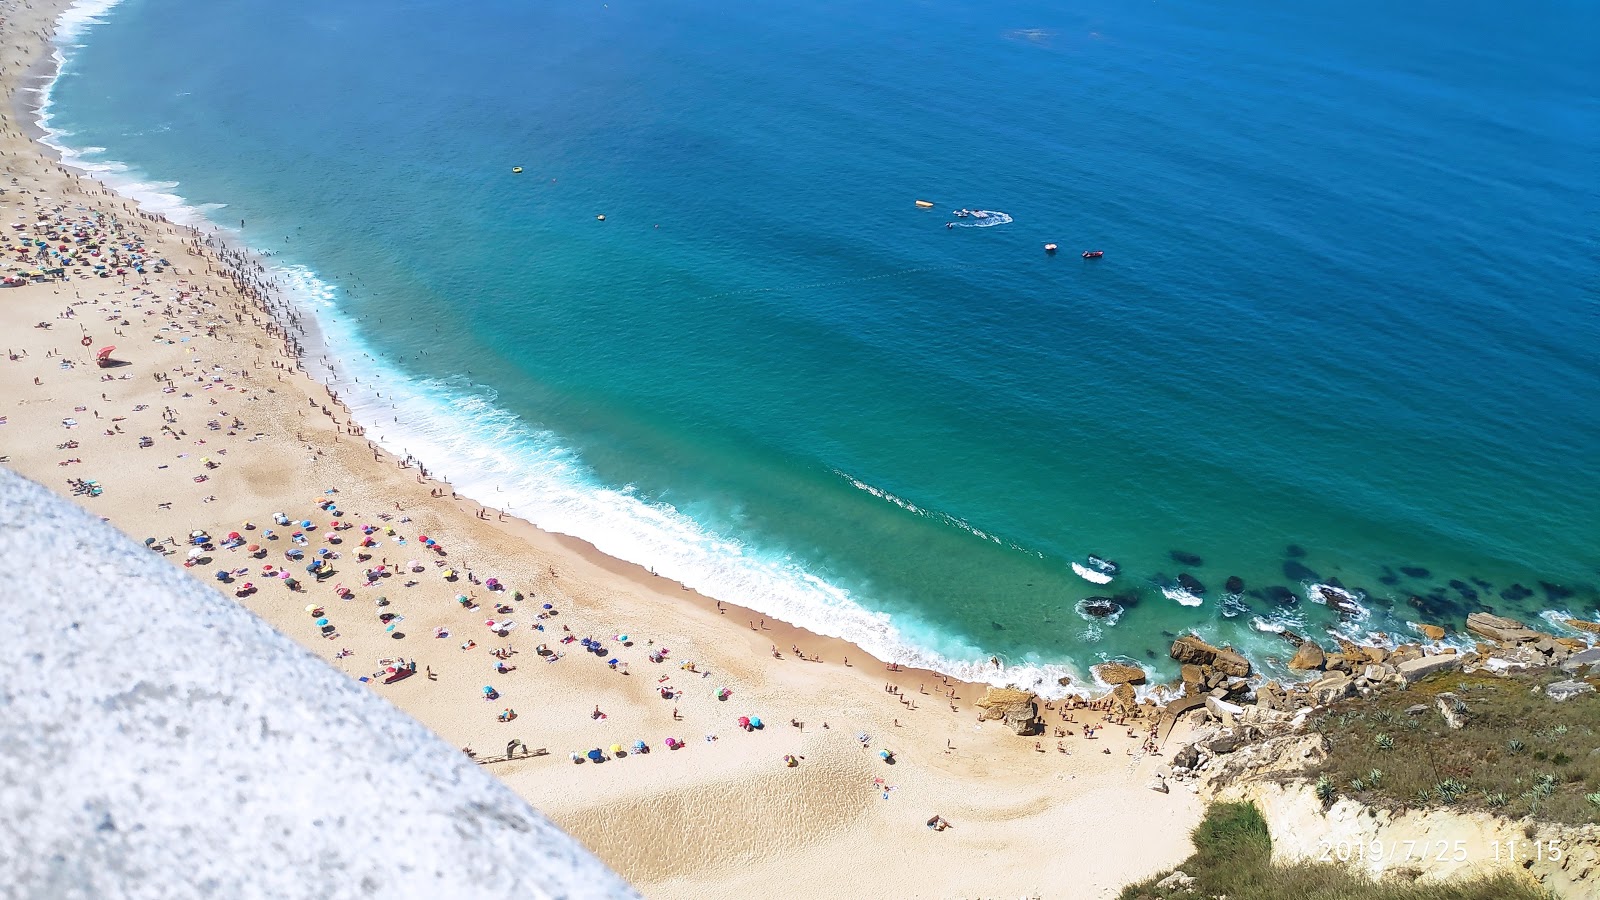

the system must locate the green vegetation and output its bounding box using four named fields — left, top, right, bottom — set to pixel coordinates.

left=1121, top=802, right=1555, bottom=900
left=1311, top=671, right=1600, bottom=825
